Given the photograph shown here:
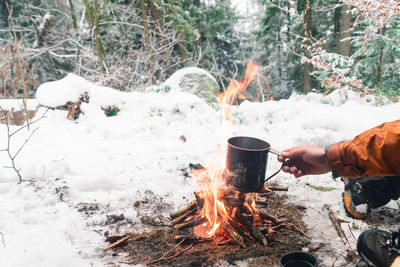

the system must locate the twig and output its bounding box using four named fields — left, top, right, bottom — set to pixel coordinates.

left=174, top=235, right=212, bottom=243
left=0, top=231, right=5, bottom=247
left=0, top=106, right=49, bottom=183
left=146, top=238, right=187, bottom=264
left=347, top=224, right=357, bottom=243
left=104, top=235, right=131, bottom=251
left=159, top=243, right=193, bottom=262
left=10, top=108, right=49, bottom=137
left=266, top=185, right=289, bottom=191
left=286, top=222, right=311, bottom=239
left=328, top=209, right=350, bottom=246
